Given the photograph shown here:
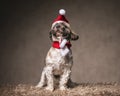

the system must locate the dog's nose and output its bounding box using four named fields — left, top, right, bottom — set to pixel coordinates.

left=62, top=27, right=65, bottom=31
